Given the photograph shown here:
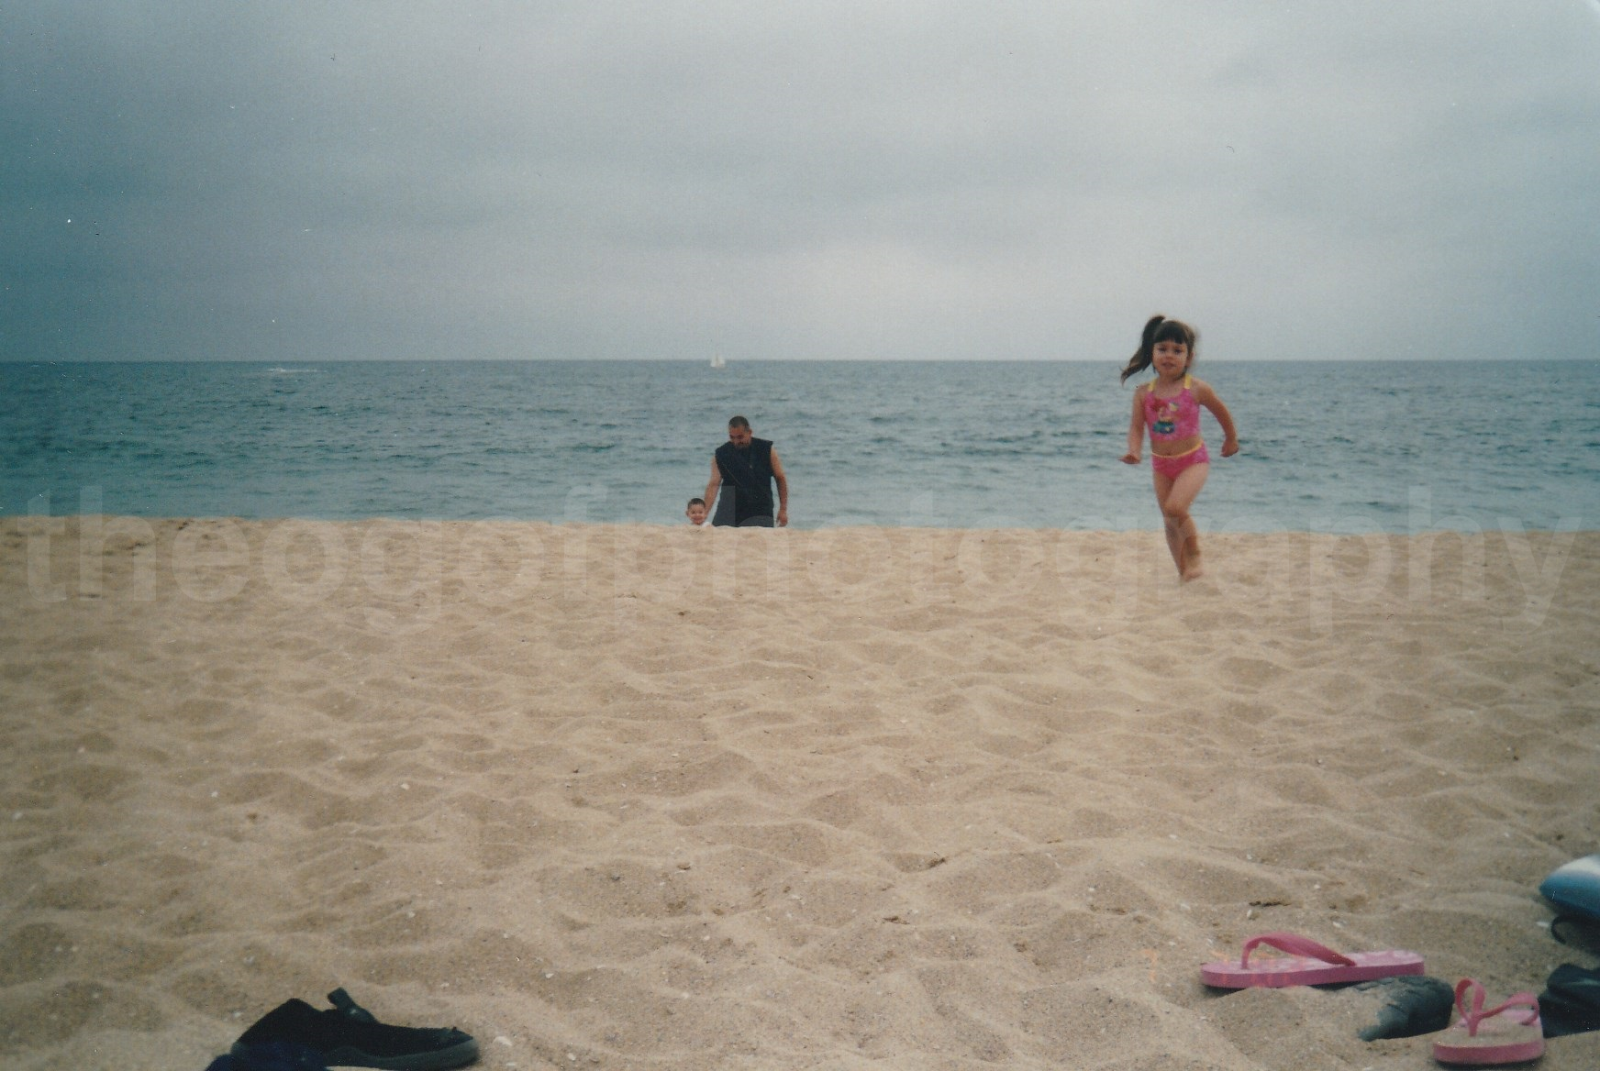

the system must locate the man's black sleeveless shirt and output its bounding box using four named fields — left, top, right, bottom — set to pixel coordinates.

left=713, top=438, right=775, bottom=525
